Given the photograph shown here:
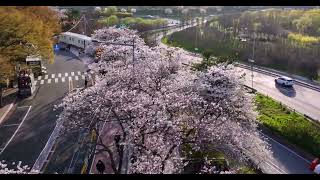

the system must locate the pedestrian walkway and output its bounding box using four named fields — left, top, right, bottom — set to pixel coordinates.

left=34, top=71, right=96, bottom=86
